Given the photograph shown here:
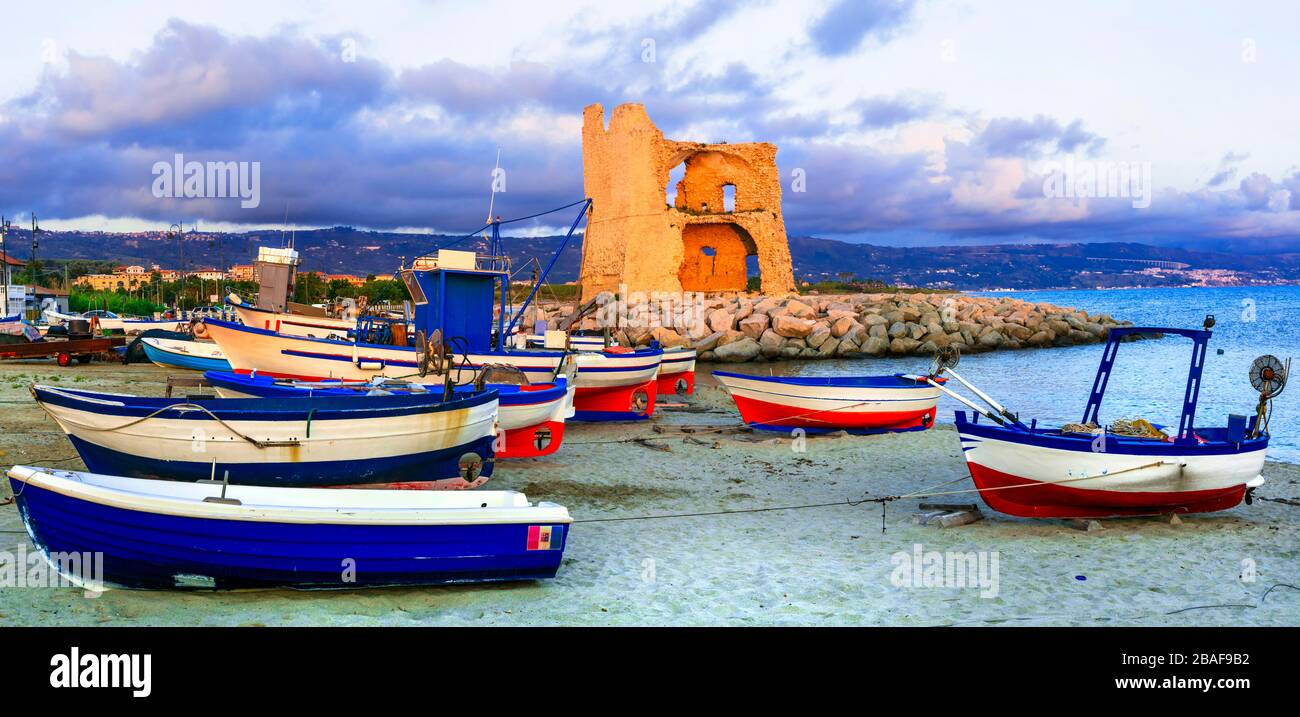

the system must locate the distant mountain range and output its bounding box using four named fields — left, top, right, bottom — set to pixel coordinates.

left=8, top=226, right=1300, bottom=291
